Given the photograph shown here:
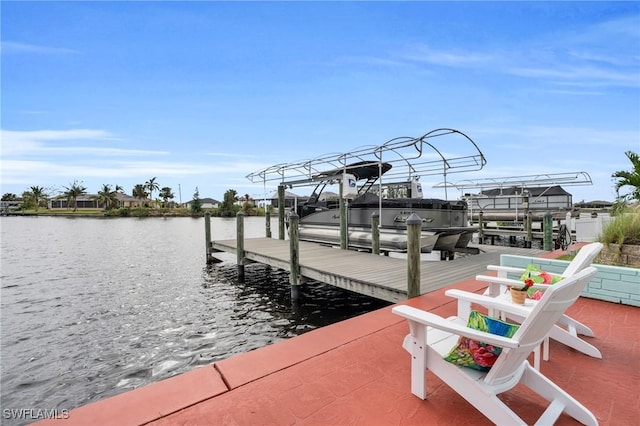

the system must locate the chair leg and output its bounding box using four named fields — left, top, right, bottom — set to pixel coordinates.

left=406, top=323, right=427, bottom=399
left=543, top=336, right=550, bottom=361
left=548, top=325, right=602, bottom=358
left=522, top=364, right=598, bottom=426
left=556, top=314, right=595, bottom=337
